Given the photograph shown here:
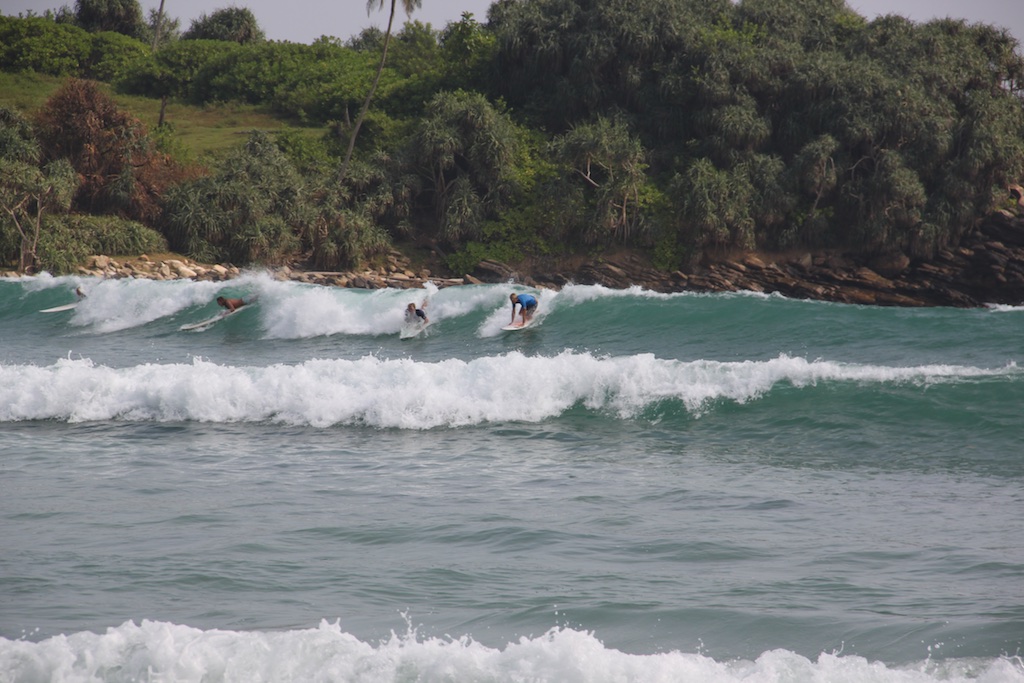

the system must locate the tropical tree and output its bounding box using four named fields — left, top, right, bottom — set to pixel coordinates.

left=0, top=108, right=78, bottom=272
left=147, top=5, right=180, bottom=51
left=674, top=157, right=755, bottom=250
left=182, top=7, right=265, bottom=44
left=438, top=12, right=497, bottom=93
left=307, top=170, right=396, bottom=271
left=409, top=90, right=523, bottom=244
left=73, top=0, right=148, bottom=40
left=33, top=78, right=185, bottom=224
left=338, top=0, right=423, bottom=185
left=160, top=131, right=309, bottom=264
left=552, top=116, right=650, bottom=243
